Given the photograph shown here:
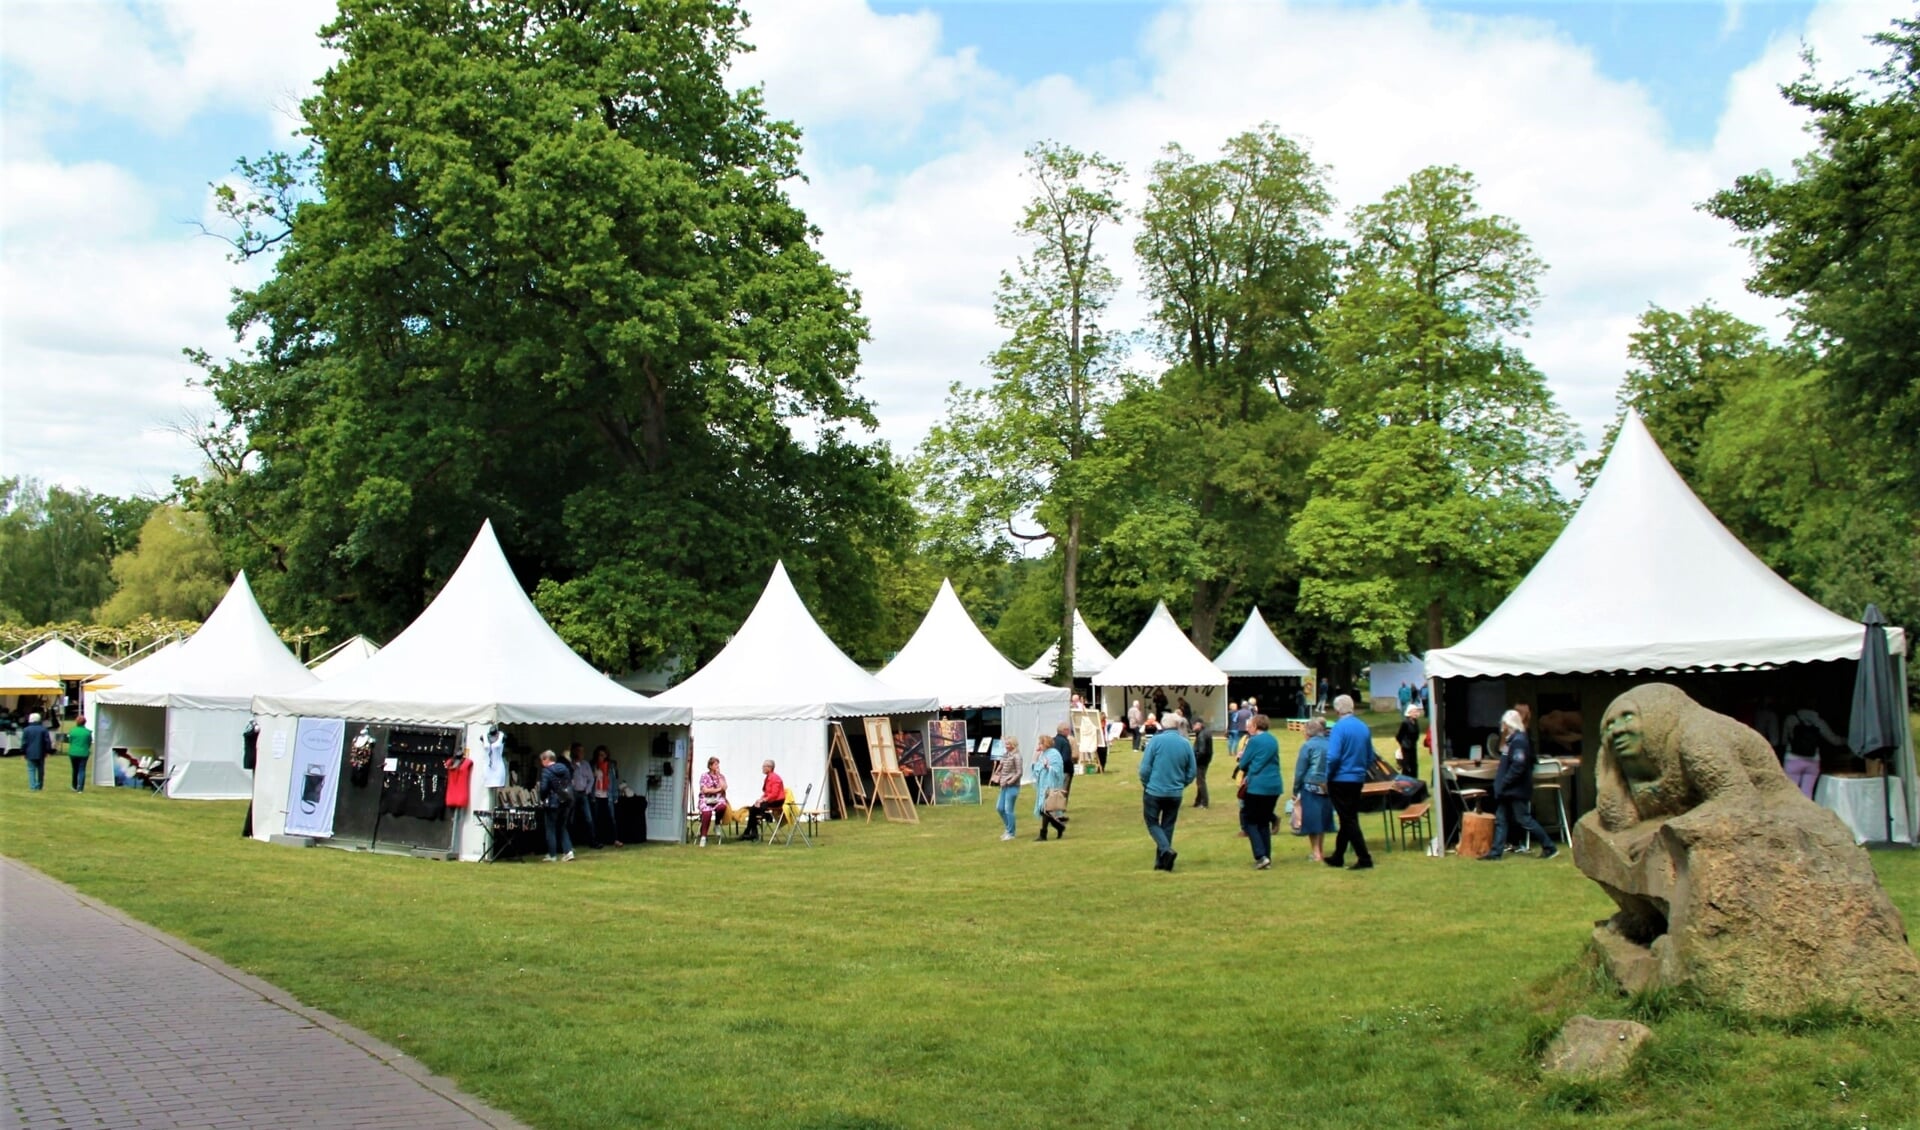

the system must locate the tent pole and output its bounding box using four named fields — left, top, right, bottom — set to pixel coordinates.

left=1428, top=675, right=1445, bottom=856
